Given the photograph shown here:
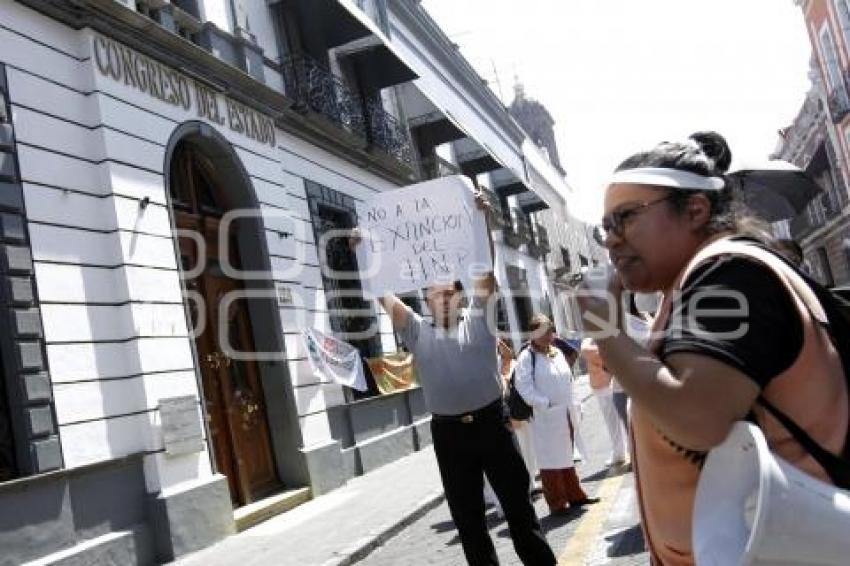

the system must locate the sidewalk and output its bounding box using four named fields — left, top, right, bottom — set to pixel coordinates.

left=175, top=446, right=444, bottom=566
left=357, top=374, right=646, bottom=565
left=175, top=375, right=644, bottom=566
